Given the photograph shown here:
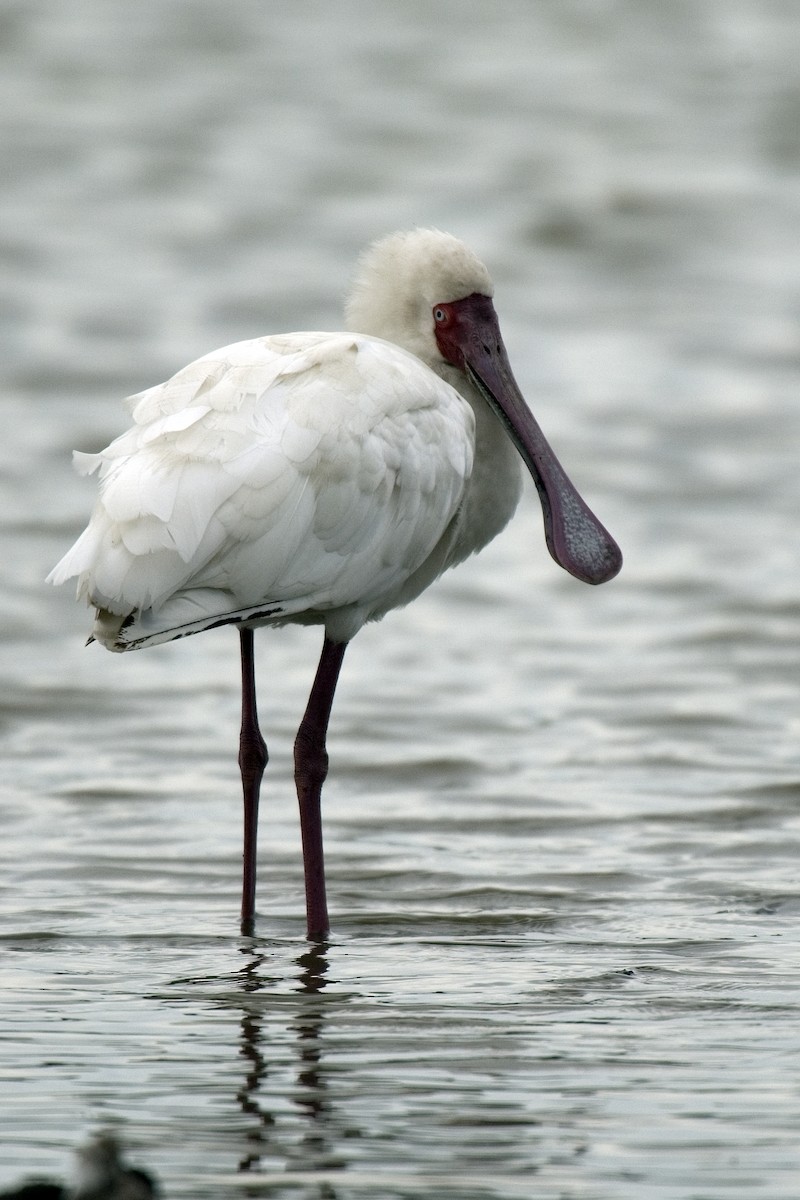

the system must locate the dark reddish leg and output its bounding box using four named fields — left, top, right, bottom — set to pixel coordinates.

left=239, top=627, right=268, bottom=936
left=294, top=636, right=348, bottom=940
